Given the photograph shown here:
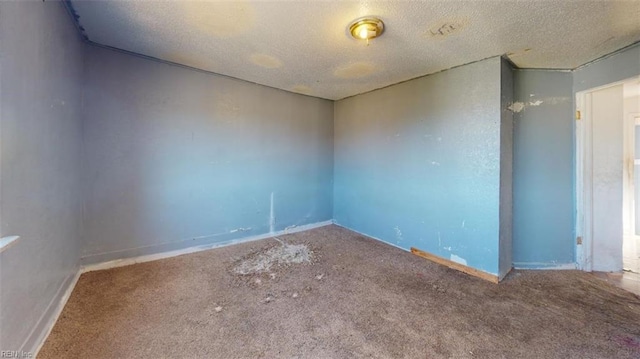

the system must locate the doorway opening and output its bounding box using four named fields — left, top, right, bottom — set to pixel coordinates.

left=623, top=78, right=640, bottom=274
left=576, top=76, right=640, bottom=274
